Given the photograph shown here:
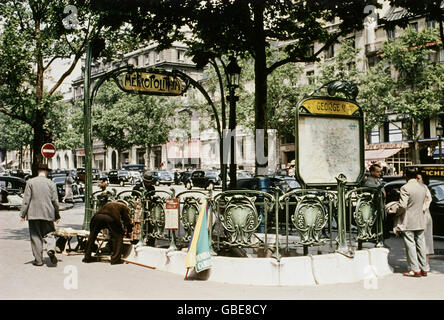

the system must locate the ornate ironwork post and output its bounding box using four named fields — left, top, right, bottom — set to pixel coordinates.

left=375, top=185, right=385, bottom=248
left=272, top=187, right=281, bottom=261
left=336, top=174, right=354, bottom=257
left=82, top=42, right=93, bottom=231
